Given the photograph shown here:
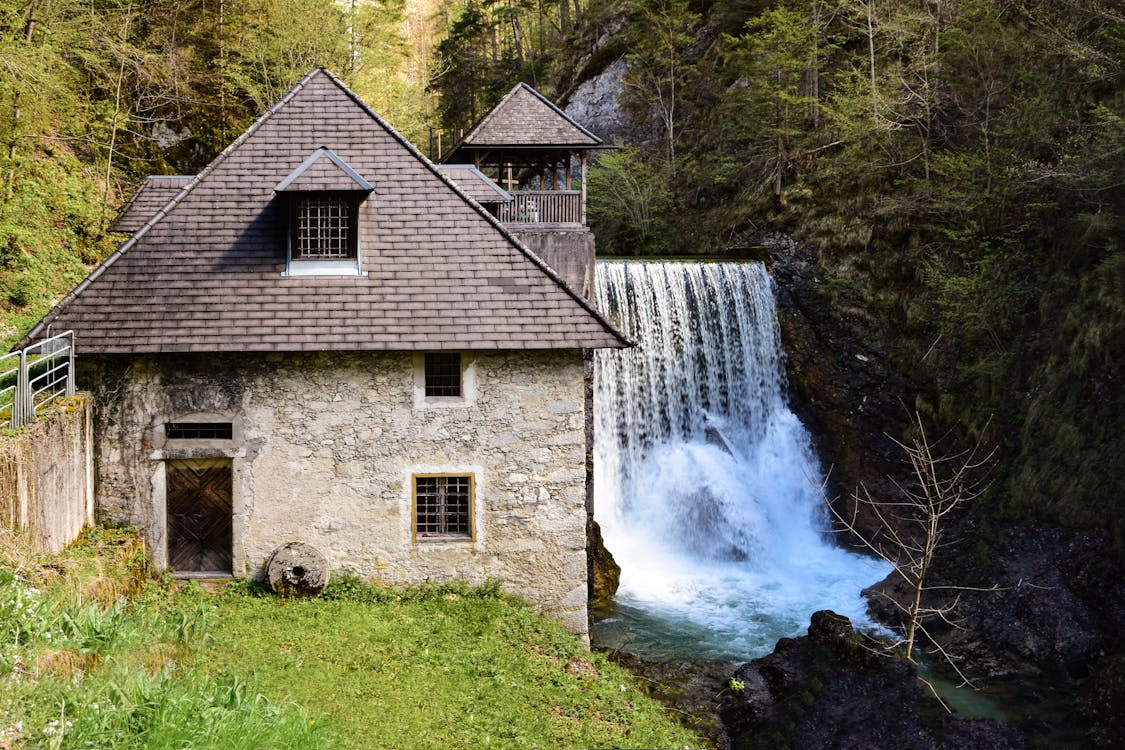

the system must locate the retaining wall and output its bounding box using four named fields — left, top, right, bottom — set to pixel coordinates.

left=0, top=394, right=94, bottom=552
